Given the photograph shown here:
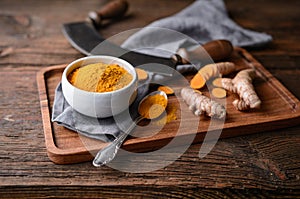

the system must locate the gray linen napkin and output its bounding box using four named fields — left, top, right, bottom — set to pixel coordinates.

left=52, top=0, right=272, bottom=164
left=122, top=0, right=272, bottom=57
left=52, top=82, right=149, bottom=142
